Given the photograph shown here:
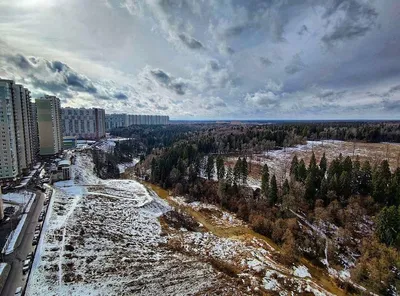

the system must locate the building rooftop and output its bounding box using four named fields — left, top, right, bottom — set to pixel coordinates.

left=58, top=160, right=71, bottom=167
